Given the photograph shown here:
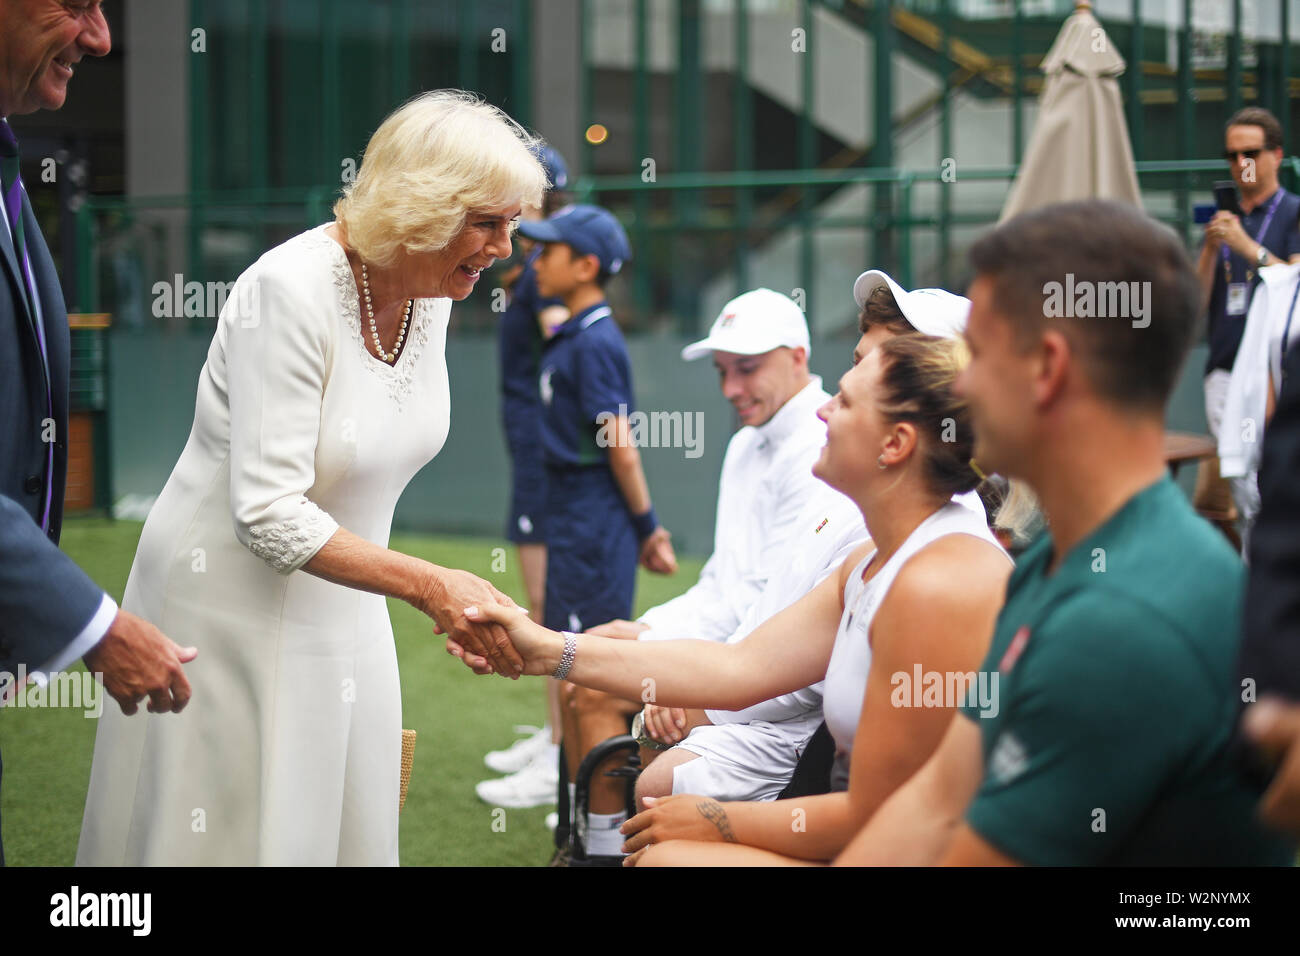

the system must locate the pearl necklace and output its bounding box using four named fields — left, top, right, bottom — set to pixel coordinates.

left=360, top=261, right=411, bottom=364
